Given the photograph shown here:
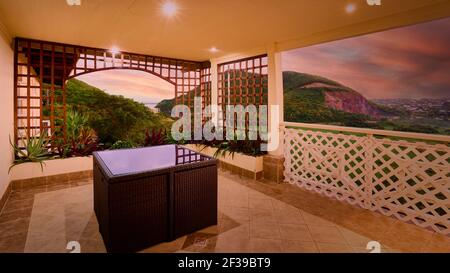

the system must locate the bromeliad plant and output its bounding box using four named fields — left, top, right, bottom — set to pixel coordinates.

left=69, top=128, right=99, bottom=156
left=9, top=131, right=52, bottom=173
left=144, top=128, right=167, bottom=146
left=66, top=109, right=99, bottom=156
